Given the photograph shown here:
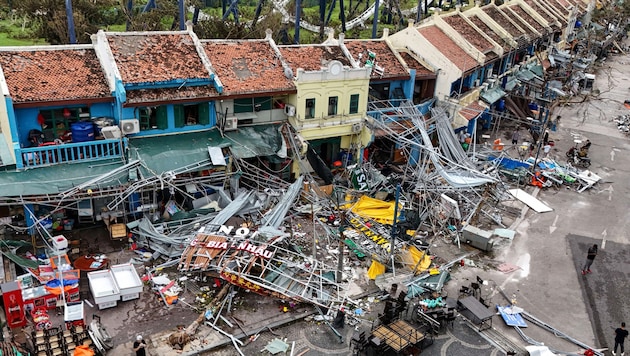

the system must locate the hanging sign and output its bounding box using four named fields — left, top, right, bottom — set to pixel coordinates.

left=351, top=168, right=370, bottom=191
